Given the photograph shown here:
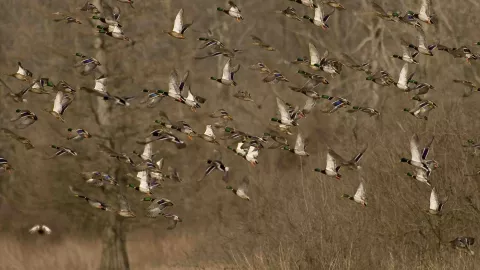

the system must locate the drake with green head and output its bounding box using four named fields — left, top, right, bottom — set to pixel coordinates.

left=303, top=3, right=334, bottom=30
left=342, top=182, right=367, bottom=206
left=211, top=58, right=240, bottom=86
left=282, top=132, right=309, bottom=156
left=226, top=177, right=250, bottom=201
left=314, top=148, right=341, bottom=179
